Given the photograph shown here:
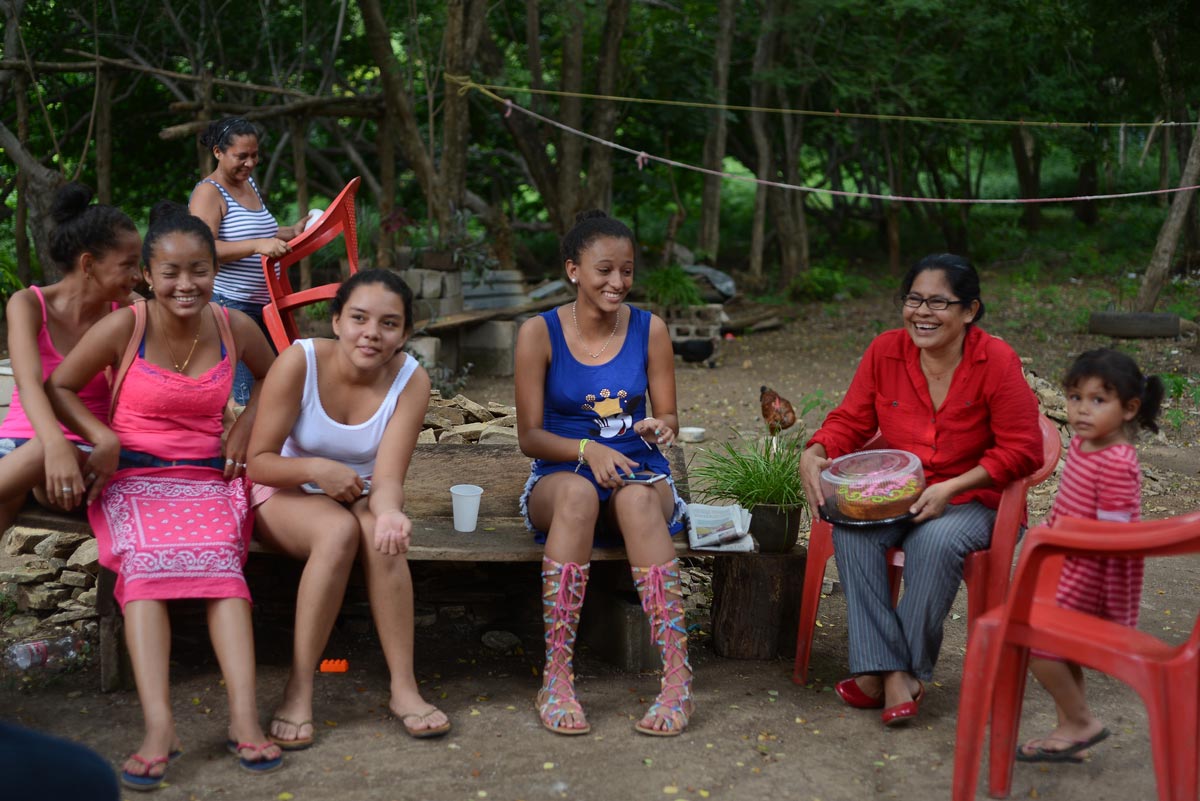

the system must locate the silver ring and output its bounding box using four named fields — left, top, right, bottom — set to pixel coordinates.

left=237, top=462, right=247, bottom=469
left=62, top=486, right=73, bottom=493
left=225, top=458, right=235, bottom=466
